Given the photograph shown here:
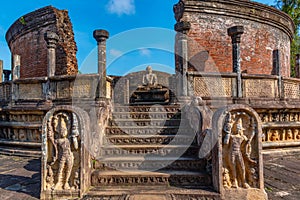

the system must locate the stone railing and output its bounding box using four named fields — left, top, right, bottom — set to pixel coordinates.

left=10, top=74, right=113, bottom=102
left=190, top=72, right=282, bottom=99
left=282, top=77, right=300, bottom=99
left=242, top=74, right=279, bottom=98
left=188, top=72, right=237, bottom=98
left=13, top=77, right=47, bottom=101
